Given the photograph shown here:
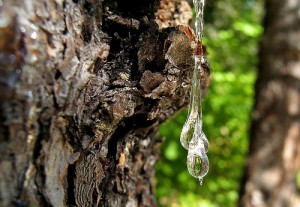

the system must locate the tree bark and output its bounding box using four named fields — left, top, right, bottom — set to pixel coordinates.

left=0, top=0, right=209, bottom=206
left=239, top=0, right=300, bottom=206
